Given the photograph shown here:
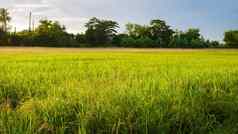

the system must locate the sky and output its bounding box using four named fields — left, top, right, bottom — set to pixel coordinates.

left=1, top=0, right=238, bottom=41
